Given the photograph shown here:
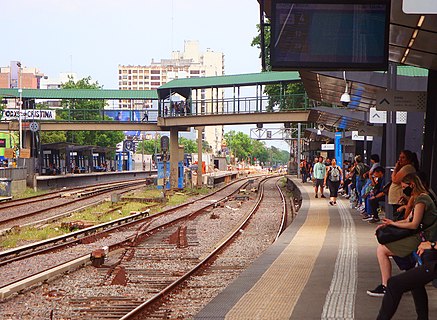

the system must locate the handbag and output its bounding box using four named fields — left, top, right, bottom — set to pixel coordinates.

left=375, top=225, right=415, bottom=244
